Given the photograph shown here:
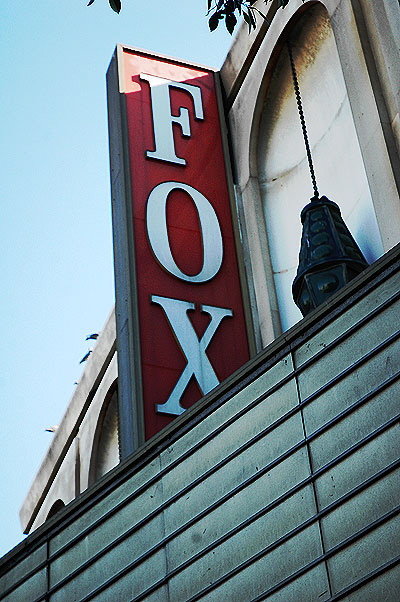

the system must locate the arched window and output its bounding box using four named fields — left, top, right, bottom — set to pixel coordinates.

left=89, top=382, right=120, bottom=484
left=257, top=4, right=383, bottom=331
